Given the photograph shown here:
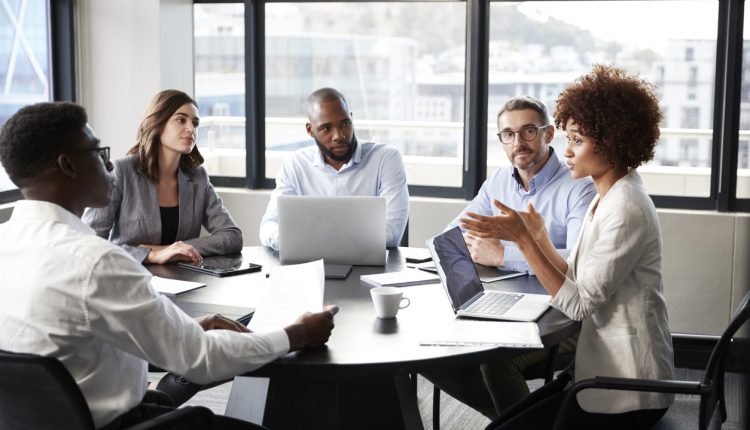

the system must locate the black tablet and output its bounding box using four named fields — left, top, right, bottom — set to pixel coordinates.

left=177, top=253, right=262, bottom=277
